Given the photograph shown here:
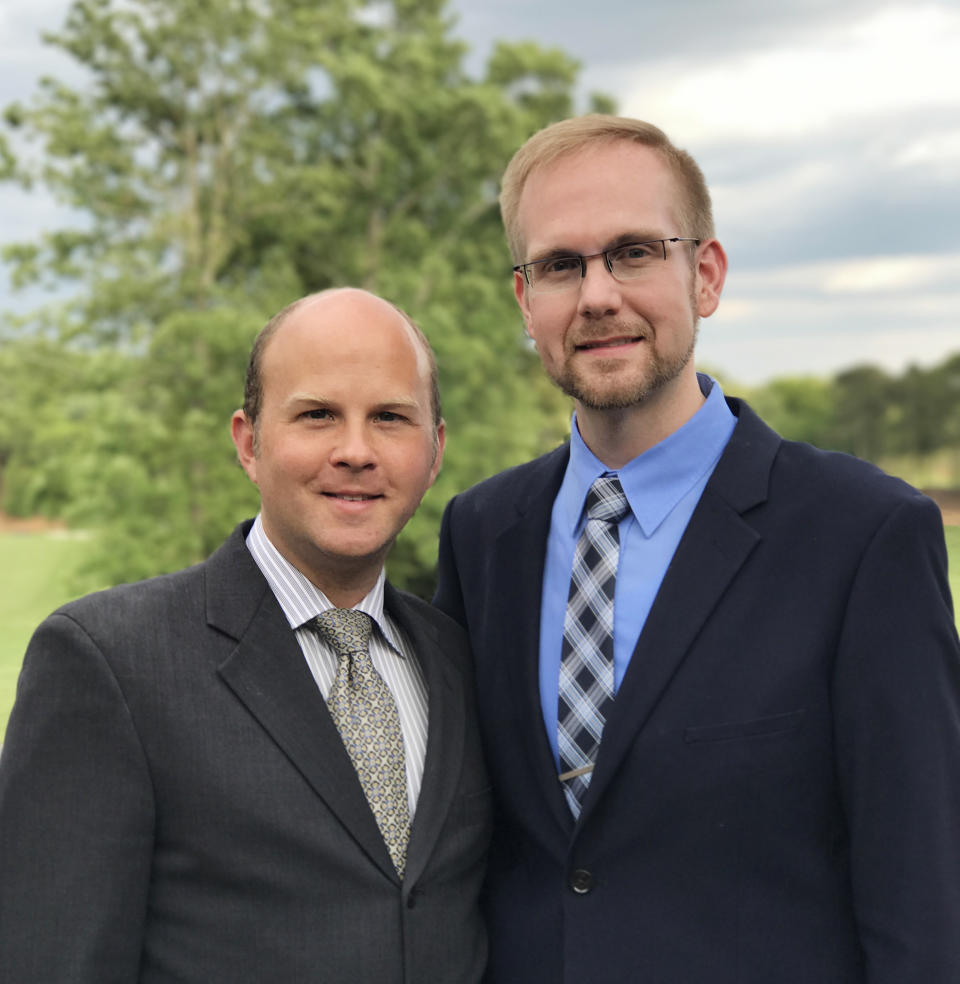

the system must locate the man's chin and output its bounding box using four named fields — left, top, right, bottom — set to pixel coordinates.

left=557, top=372, right=662, bottom=411
left=553, top=349, right=695, bottom=411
